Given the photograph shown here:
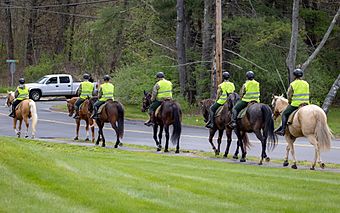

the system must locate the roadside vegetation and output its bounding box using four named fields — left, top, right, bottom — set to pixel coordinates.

left=1, top=137, right=340, bottom=212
